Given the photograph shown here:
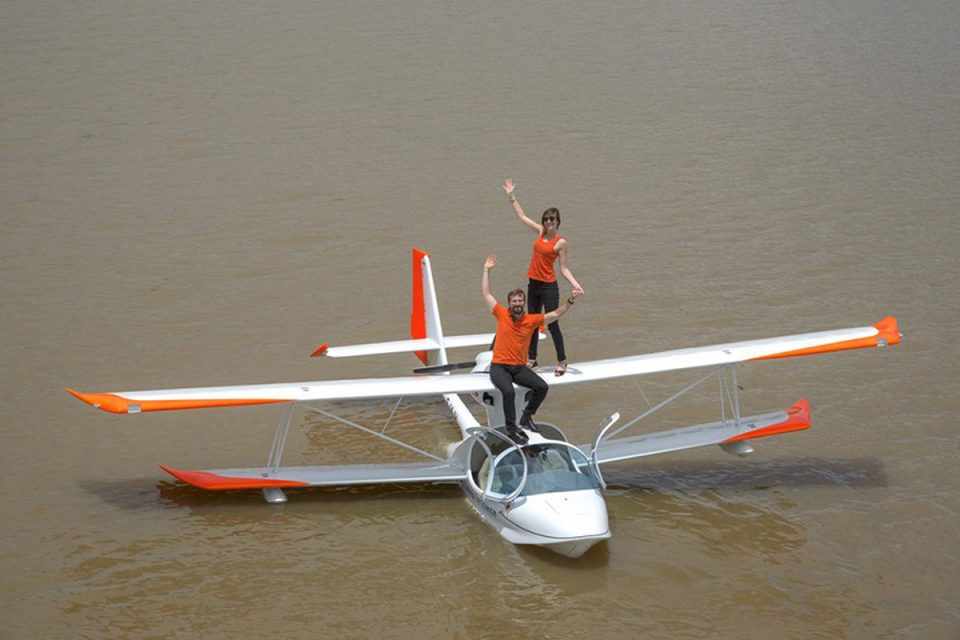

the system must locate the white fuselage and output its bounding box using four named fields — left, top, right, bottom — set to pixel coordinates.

left=445, top=393, right=610, bottom=558
left=462, top=484, right=610, bottom=558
